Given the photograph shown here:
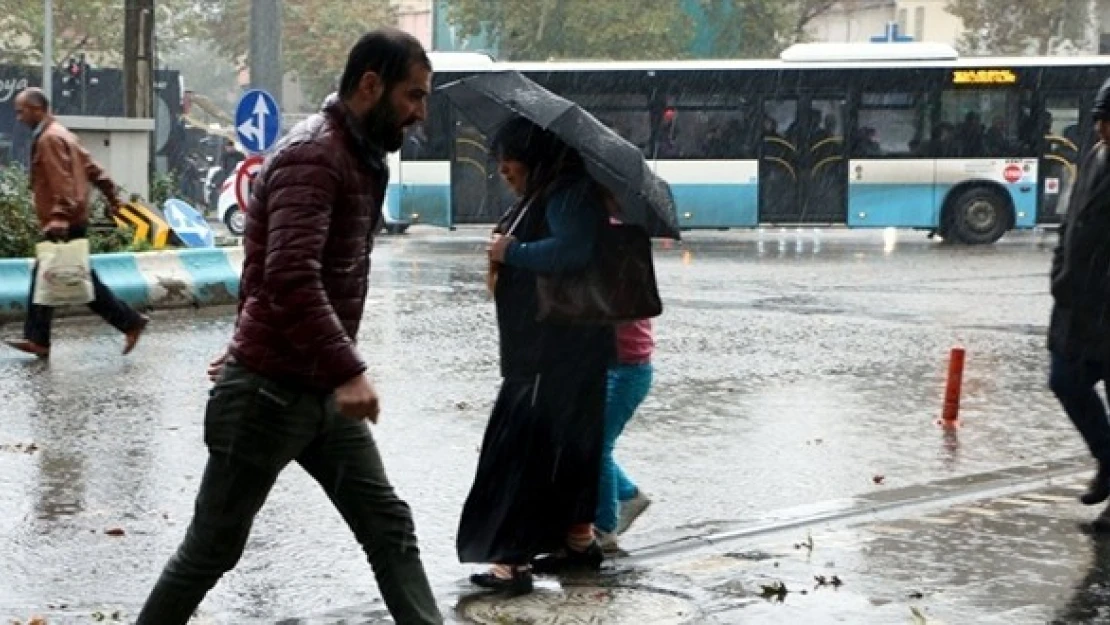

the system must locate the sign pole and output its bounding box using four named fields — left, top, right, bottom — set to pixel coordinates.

left=42, top=0, right=52, bottom=102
